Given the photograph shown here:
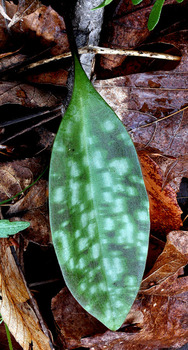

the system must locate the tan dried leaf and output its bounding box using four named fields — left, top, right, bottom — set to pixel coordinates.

left=0, top=239, right=53, bottom=350
left=139, top=152, right=182, bottom=235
